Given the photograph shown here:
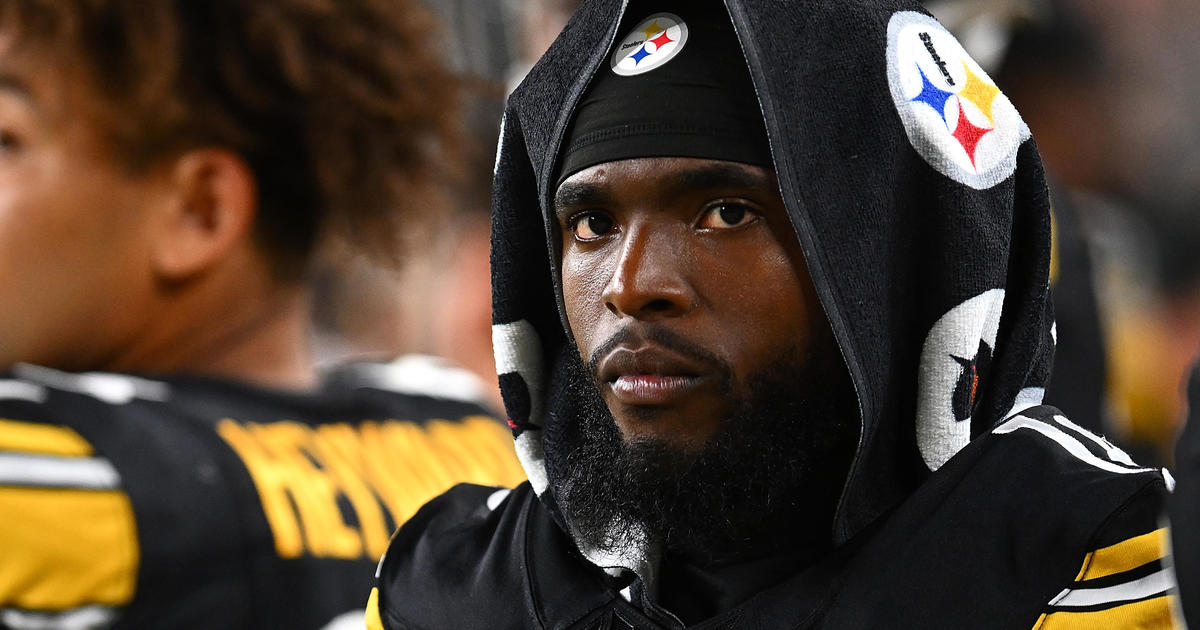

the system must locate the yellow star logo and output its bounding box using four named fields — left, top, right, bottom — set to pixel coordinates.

left=957, top=61, right=1001, bottom=125
left=640, top=20, right=664, bottom=39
